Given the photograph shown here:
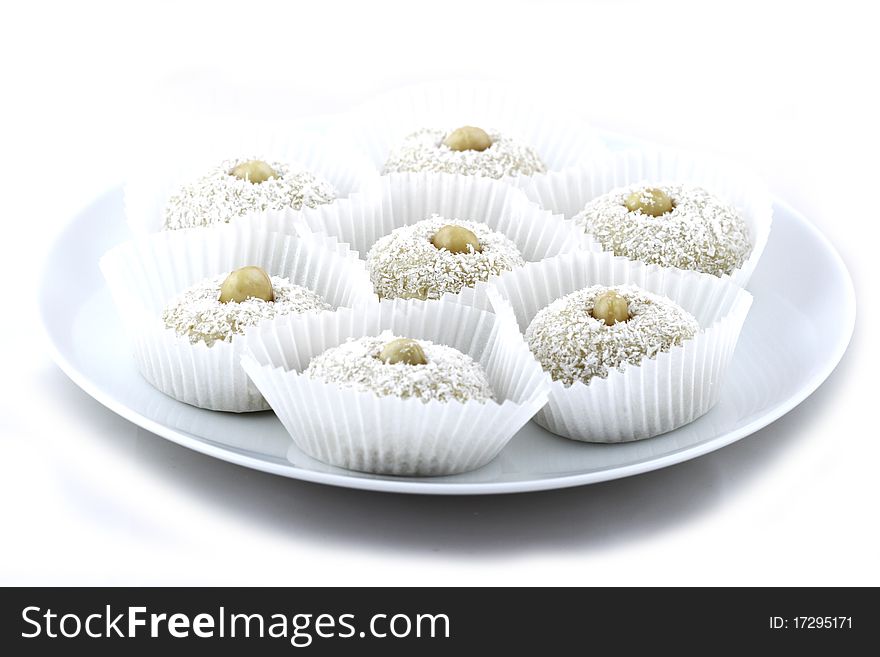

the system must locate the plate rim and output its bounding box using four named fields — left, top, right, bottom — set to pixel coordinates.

left=39, top=191, right=856, bottom=496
